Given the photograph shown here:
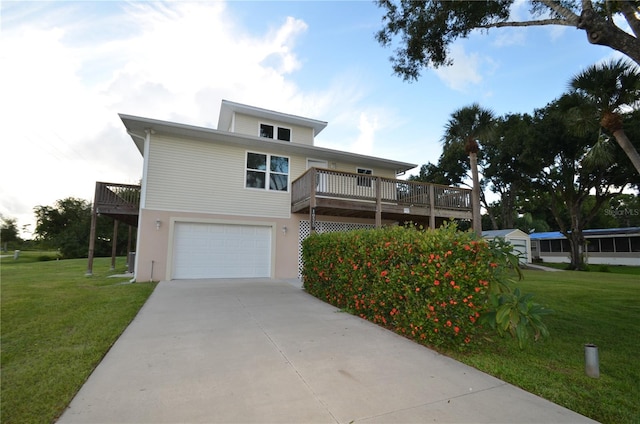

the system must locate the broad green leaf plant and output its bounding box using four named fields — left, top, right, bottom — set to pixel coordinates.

left=481, top=237, right=553, bottom=348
